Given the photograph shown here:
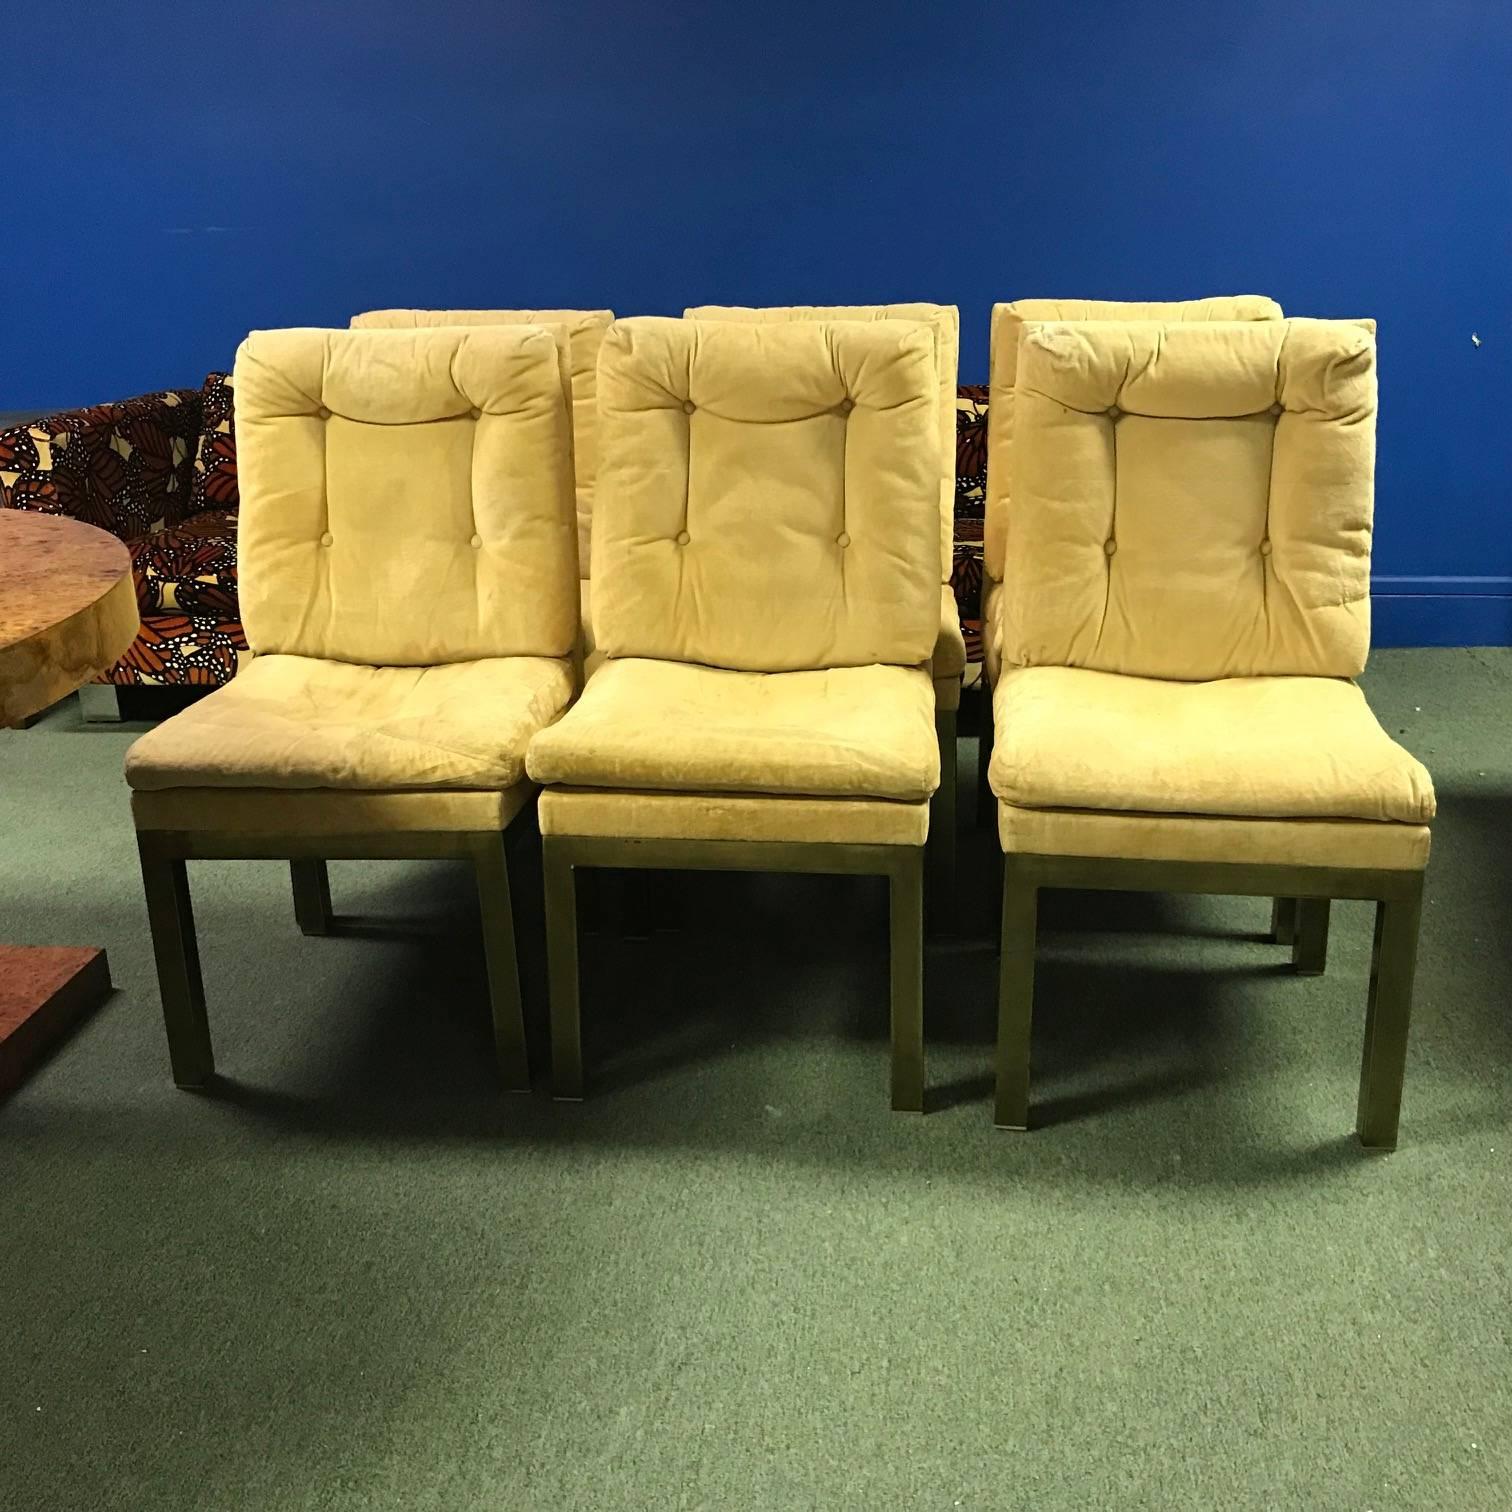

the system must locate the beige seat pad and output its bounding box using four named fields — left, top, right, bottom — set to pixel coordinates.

left=527, top=658, right=938, bottom=800
left=125, top=653, right=574, bottom=792
left=990, top=665, right=1434, bottom=823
